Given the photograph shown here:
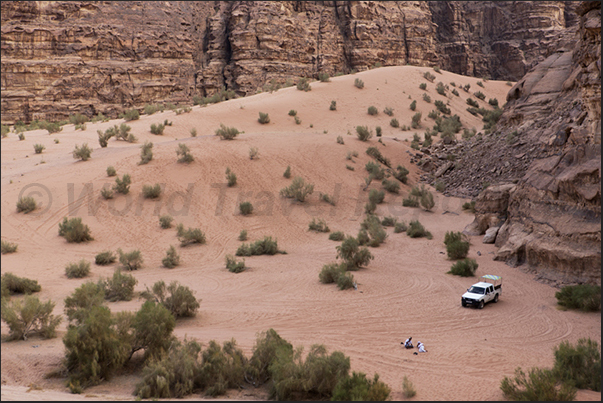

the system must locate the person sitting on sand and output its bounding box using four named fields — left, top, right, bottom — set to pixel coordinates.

left=402, top=337, right=413, bottom=349
left=417, top=341, right=427, bottom=353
